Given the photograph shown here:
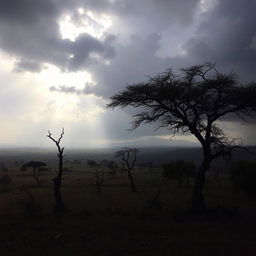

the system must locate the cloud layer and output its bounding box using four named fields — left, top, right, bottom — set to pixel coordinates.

left=0, top=0, right=256, bottom=147
left=0, top=0, right=116, bottom=72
